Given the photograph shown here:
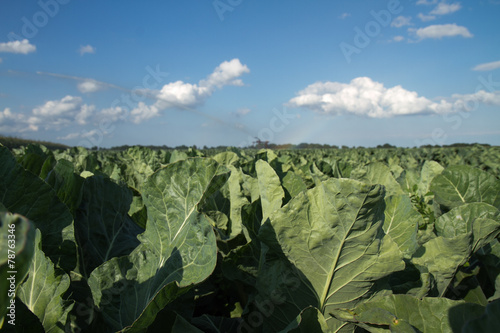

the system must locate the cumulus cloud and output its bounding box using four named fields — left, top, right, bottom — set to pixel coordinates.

left=472, top=60, right=500, bottom=71
left=416, top=0, right=439, bottom=4
left=199, top=58, right=250, bottom=90
left=391, top=16, right=412, bottom=28
left=412, top=24, right=473, bottom=39
left=0, top=108, right=39, bottom=132
left=0, top=39, right=36, bottom=54
left=287, top=77, right=500, bottom=118
left=78, top=80, right=105, bottom=93
left=417, top=13, right=437, bottom=21
left=154, top=81, right=209, bottom=109
left=32, top=95, right=95, bottom=129
left=130, top=102, right=160, bottom=124
left=393, top=36, right=405, bottom=42
left=153, top=58, right=249, bottom=111
left=75, top=104, right=96, bottom=125
left=98, top=106, right=128, bottom=123
left=430, top=2, right=462, bottom=15
left=452, top=90, right=500, bottom=106
left=33, top=95, right=83, bottom=117
left=79, top=45, right=96, bottom=55
left=416, top=1, right=461, bottom=22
